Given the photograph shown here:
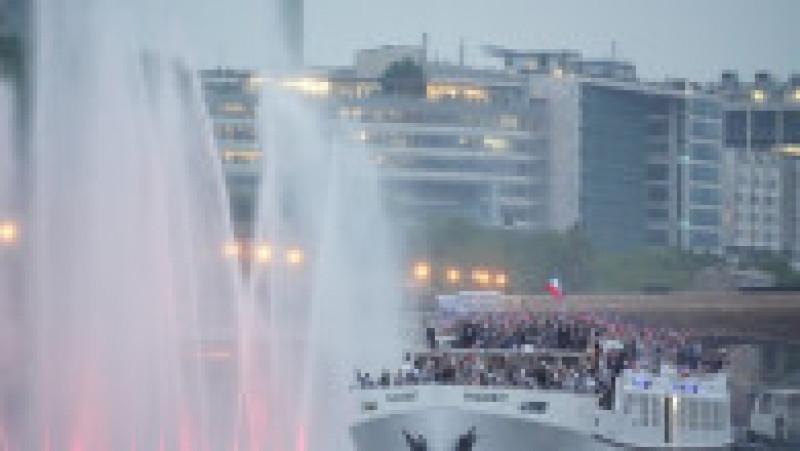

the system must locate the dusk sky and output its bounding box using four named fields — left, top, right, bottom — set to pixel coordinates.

left=148, top=0, right=798, bottom=81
